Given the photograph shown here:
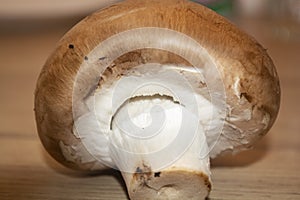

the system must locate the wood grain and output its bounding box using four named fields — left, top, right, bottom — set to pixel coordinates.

left=0, top=18, right=299, bottom=199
